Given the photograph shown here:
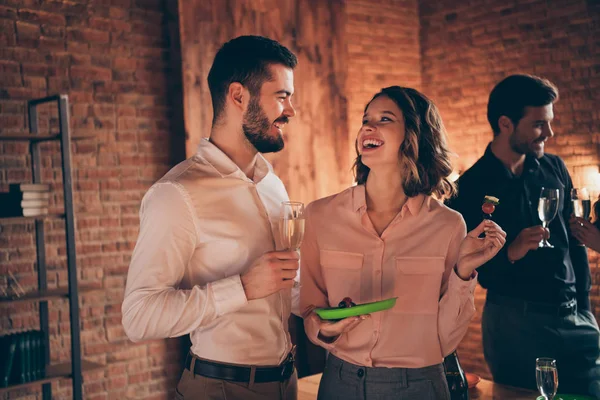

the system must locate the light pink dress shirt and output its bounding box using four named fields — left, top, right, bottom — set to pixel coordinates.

left=300, top=184, right=477, bottom=368
left=122, top=138, right=294, bottom=366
